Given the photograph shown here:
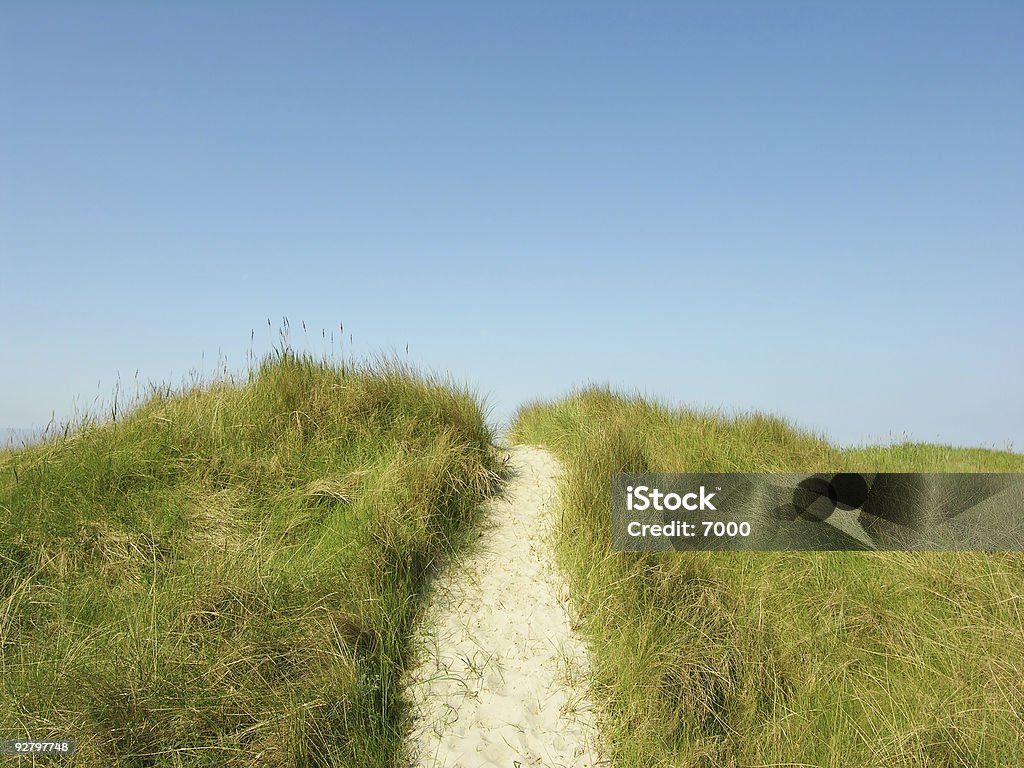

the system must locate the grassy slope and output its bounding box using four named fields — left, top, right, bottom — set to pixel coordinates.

left=510, top=387, right=1024, bottom=768
left=0, top=352, right=499, bottom=767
